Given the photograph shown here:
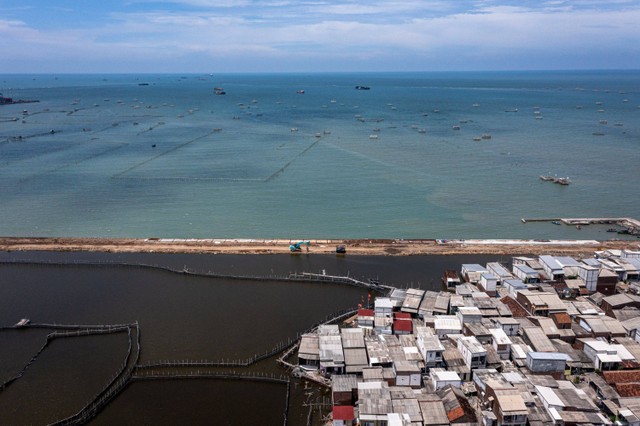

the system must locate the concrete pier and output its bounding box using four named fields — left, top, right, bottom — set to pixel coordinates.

left=521, top=217, right=640, bottom=233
